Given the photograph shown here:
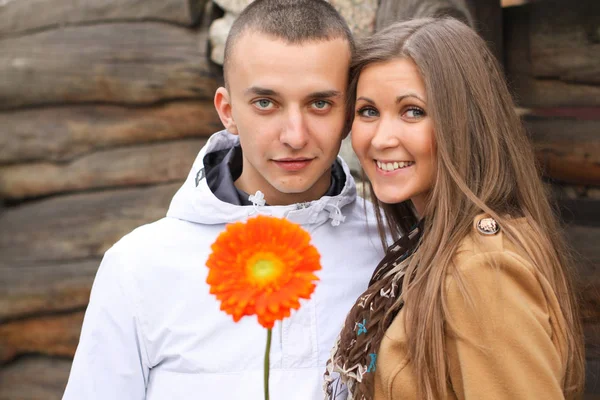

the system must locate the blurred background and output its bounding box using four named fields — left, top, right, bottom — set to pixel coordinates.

left=0, top=0, right=598, bottom=398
